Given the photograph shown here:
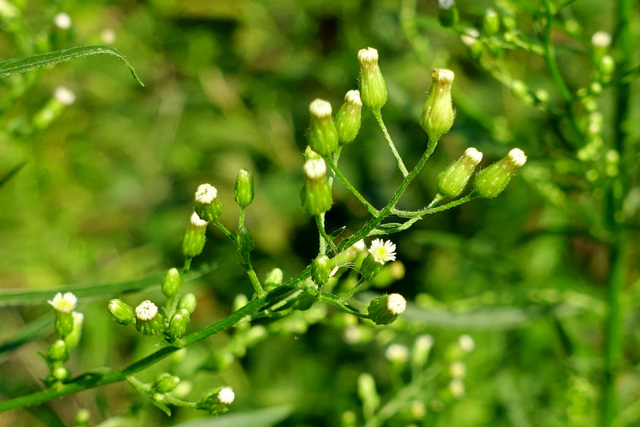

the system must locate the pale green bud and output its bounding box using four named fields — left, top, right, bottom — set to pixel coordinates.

left=179, top=293, right=197, bottom=314
left=335, top=90, right=362, bottom=144
left=64, top=312, right=83, bottom=349
left=182, top=212, right=208, bottom=258
left=460, top=28, right=482, bottom=59
left=52, top=366, right=71, bottom=382
left=108, top=298, right=135, bottom=325
left=236, top=226, right=255, bottom=255
left=308, top=99, right=338, bottom=156
left=437, top=0, right=458, bottom=27
left=304, top=146, right=322, bottom=161
left=197, top=387, right=235, bottom=415
left=483, top=8, right=500, bottom=35
left=264, top=268, right=284, bottom=291
left=47, top=339, right=69, bottom=363
left=357, top=373, right=380, bottom=416
left=74, top=409, right=91, bottom=427
left=55, top=312, right=74, bottom=338
left=234, top=169, right=254, bottom=208
left=474, top=148, right=527, bottom=198
left=301, top=158, right=332, bottom=215
left=194, top=184, right=222, bottom=222
left=358, top=48, right=387, bottom=110
left=153, top=373, right=180, bottom=393
left=437, top=147, right=483, bottom=197
left=367, top=293, right=406, bottom=325
left=168, top=313, right=188, bottom=340
left=599, top=55, right=615, bottom=81
left=421, top=69, right=455, bottom=142
left=162, top=268, right=182, bottom=298
left=312, top=254, right=331, bottom=287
